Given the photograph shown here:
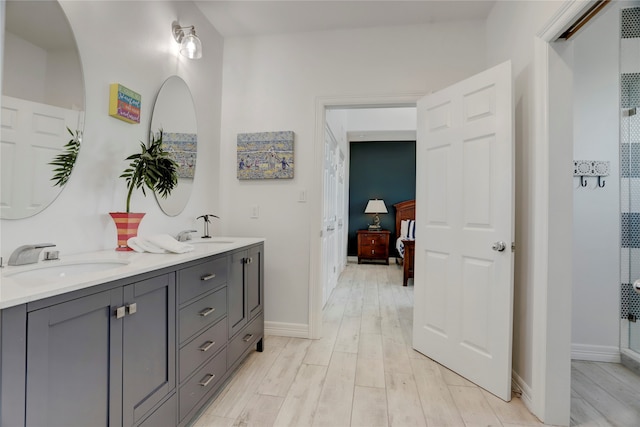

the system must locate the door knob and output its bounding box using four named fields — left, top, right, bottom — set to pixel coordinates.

left=492, top=241, right=506, bottom=252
